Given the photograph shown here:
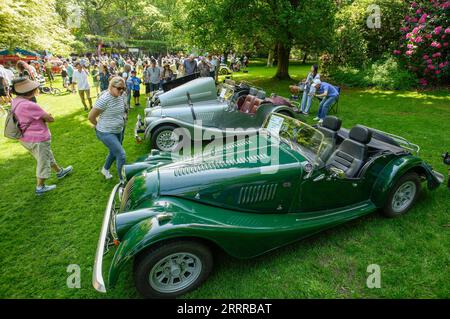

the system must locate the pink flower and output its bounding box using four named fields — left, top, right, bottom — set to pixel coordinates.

left=406, top=50, right=414, bottom=56
left=425, top=34, right=433, bottom=39
left=418, top=14, right=428, bottom=24
left=432, top=52, right=442, bottom=58
left=416, top=9, right=422, bottom=14
left=428, top=64, right=435, bottom=70
left=407, top=44, right=414, bottom=49
left=412, top=27, right=420, bottom=34
left=439, top=63, right=445, bottom=69
left=427, top=59, right=433, bottom=64
left=445, top=28, right=450, bottom=34
left=406, top=33, right=413, bottom=39
left=419, top=78, right=428, bottom=86
left=434, top=27, right=443, bottom=35
left=393, top=50, right=401, bottom=55
left=423, top=55, right=429, bottom=60
left=444, top=42, right=449, bottom=47
left=435, top=70, right=441, bottom=75
left=415, top=36, right=423, bottom=43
